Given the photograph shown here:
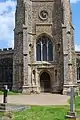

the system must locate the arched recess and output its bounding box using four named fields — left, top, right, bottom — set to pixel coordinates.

left=36, top=33, right=53, bottom=61
left=40, top=71, right=51, bottom=92
left=0, top=58, right=13, bottom=90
